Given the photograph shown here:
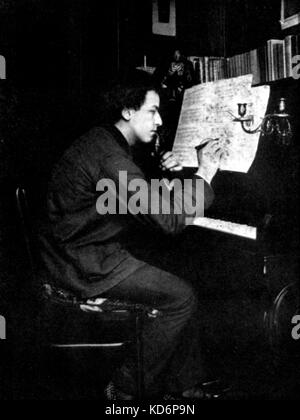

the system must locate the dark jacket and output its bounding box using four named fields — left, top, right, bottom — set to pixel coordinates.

left=39, top=126, right=214, bottom=298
